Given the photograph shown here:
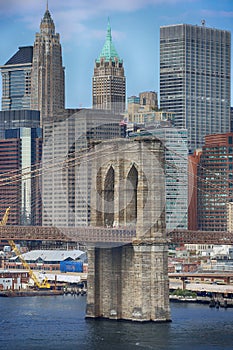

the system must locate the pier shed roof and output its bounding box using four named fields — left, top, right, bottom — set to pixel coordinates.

left=10, top=249, right=86, bottom=263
